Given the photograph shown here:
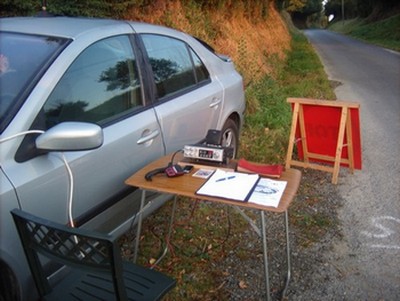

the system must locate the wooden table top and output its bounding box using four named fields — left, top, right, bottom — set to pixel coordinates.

left=125, top=153, right=301, bottom=213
